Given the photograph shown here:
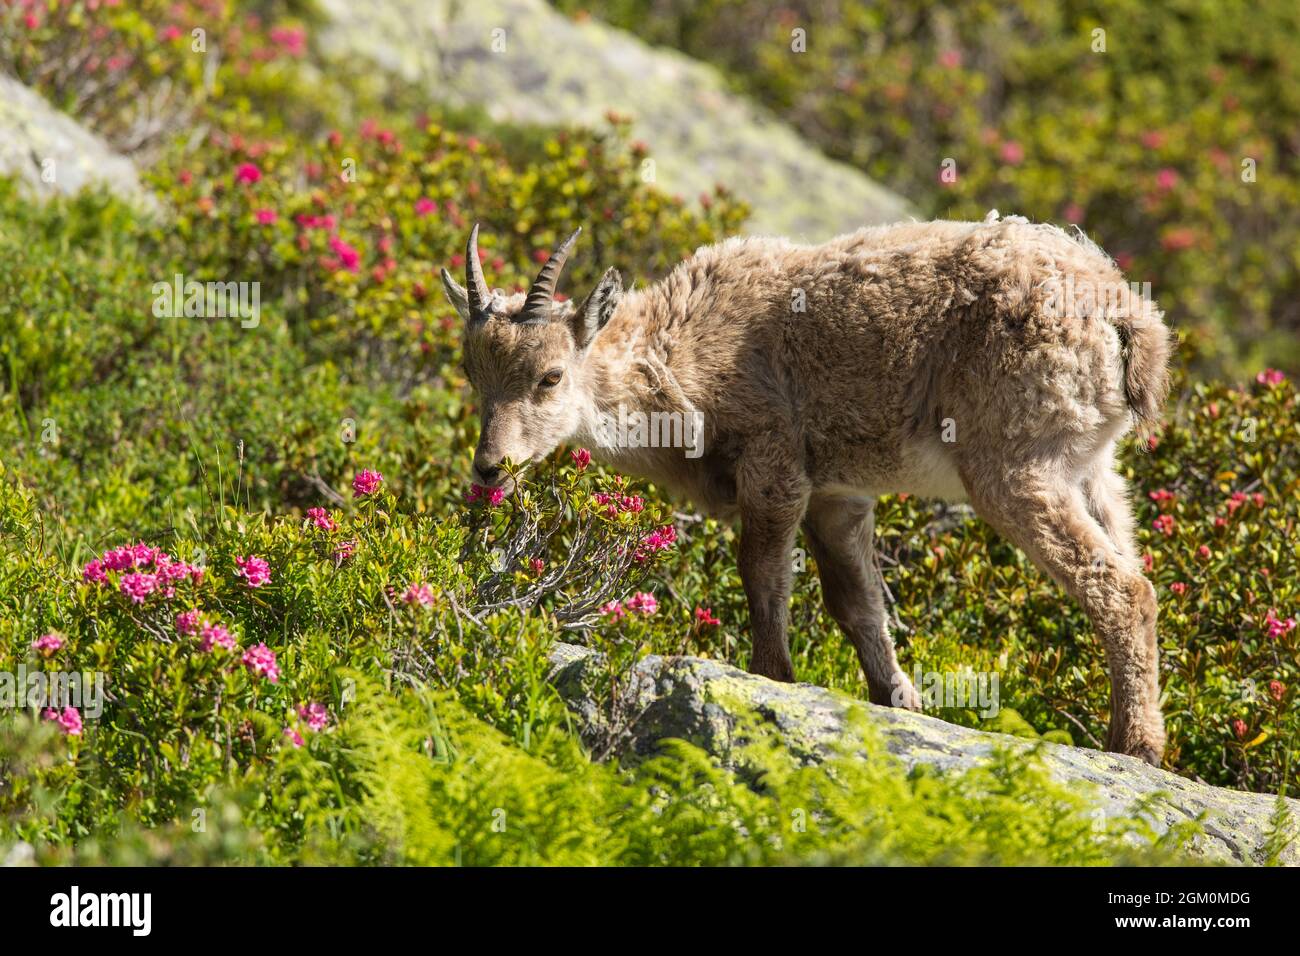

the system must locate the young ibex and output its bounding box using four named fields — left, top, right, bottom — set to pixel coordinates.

left=441, top=213, right=1172, bottom=764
